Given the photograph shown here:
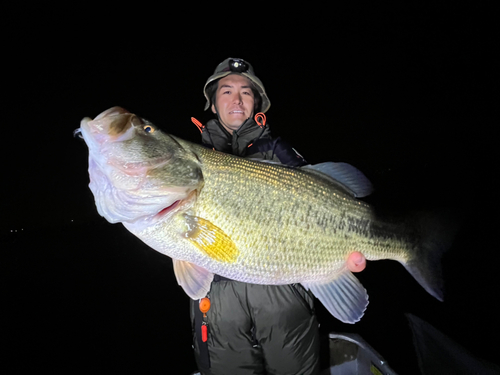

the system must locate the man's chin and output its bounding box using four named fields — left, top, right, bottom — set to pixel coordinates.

left=228, top=115, right=246, bottom=123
